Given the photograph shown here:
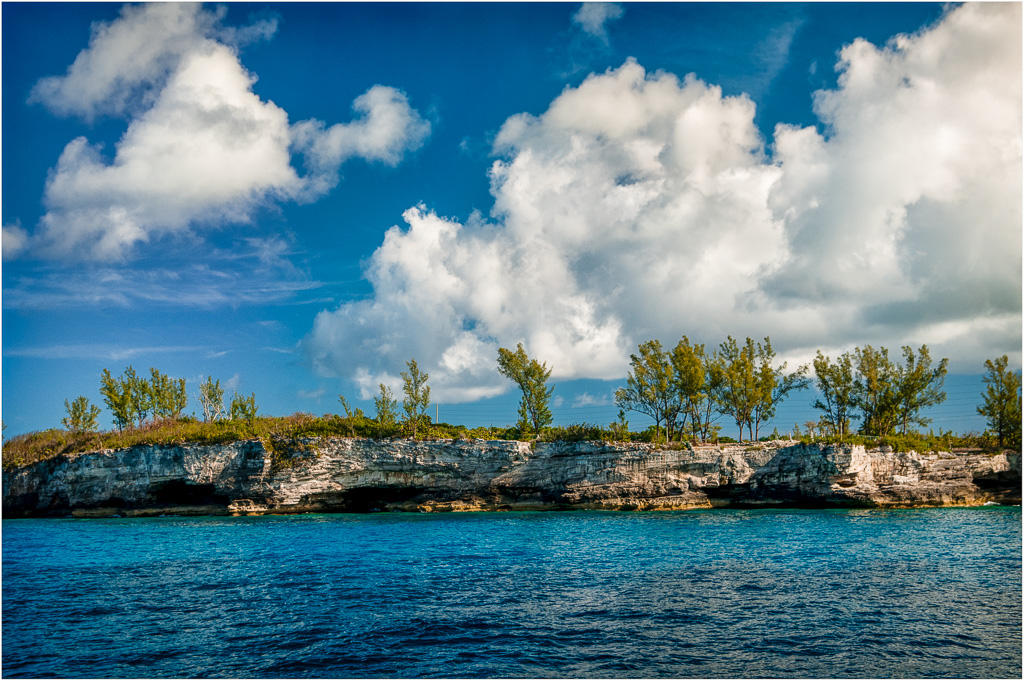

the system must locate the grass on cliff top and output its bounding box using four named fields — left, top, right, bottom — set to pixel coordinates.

left=1, top=414, right=672, bottom=471
left=1, top=413, right=1006, bottom=472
